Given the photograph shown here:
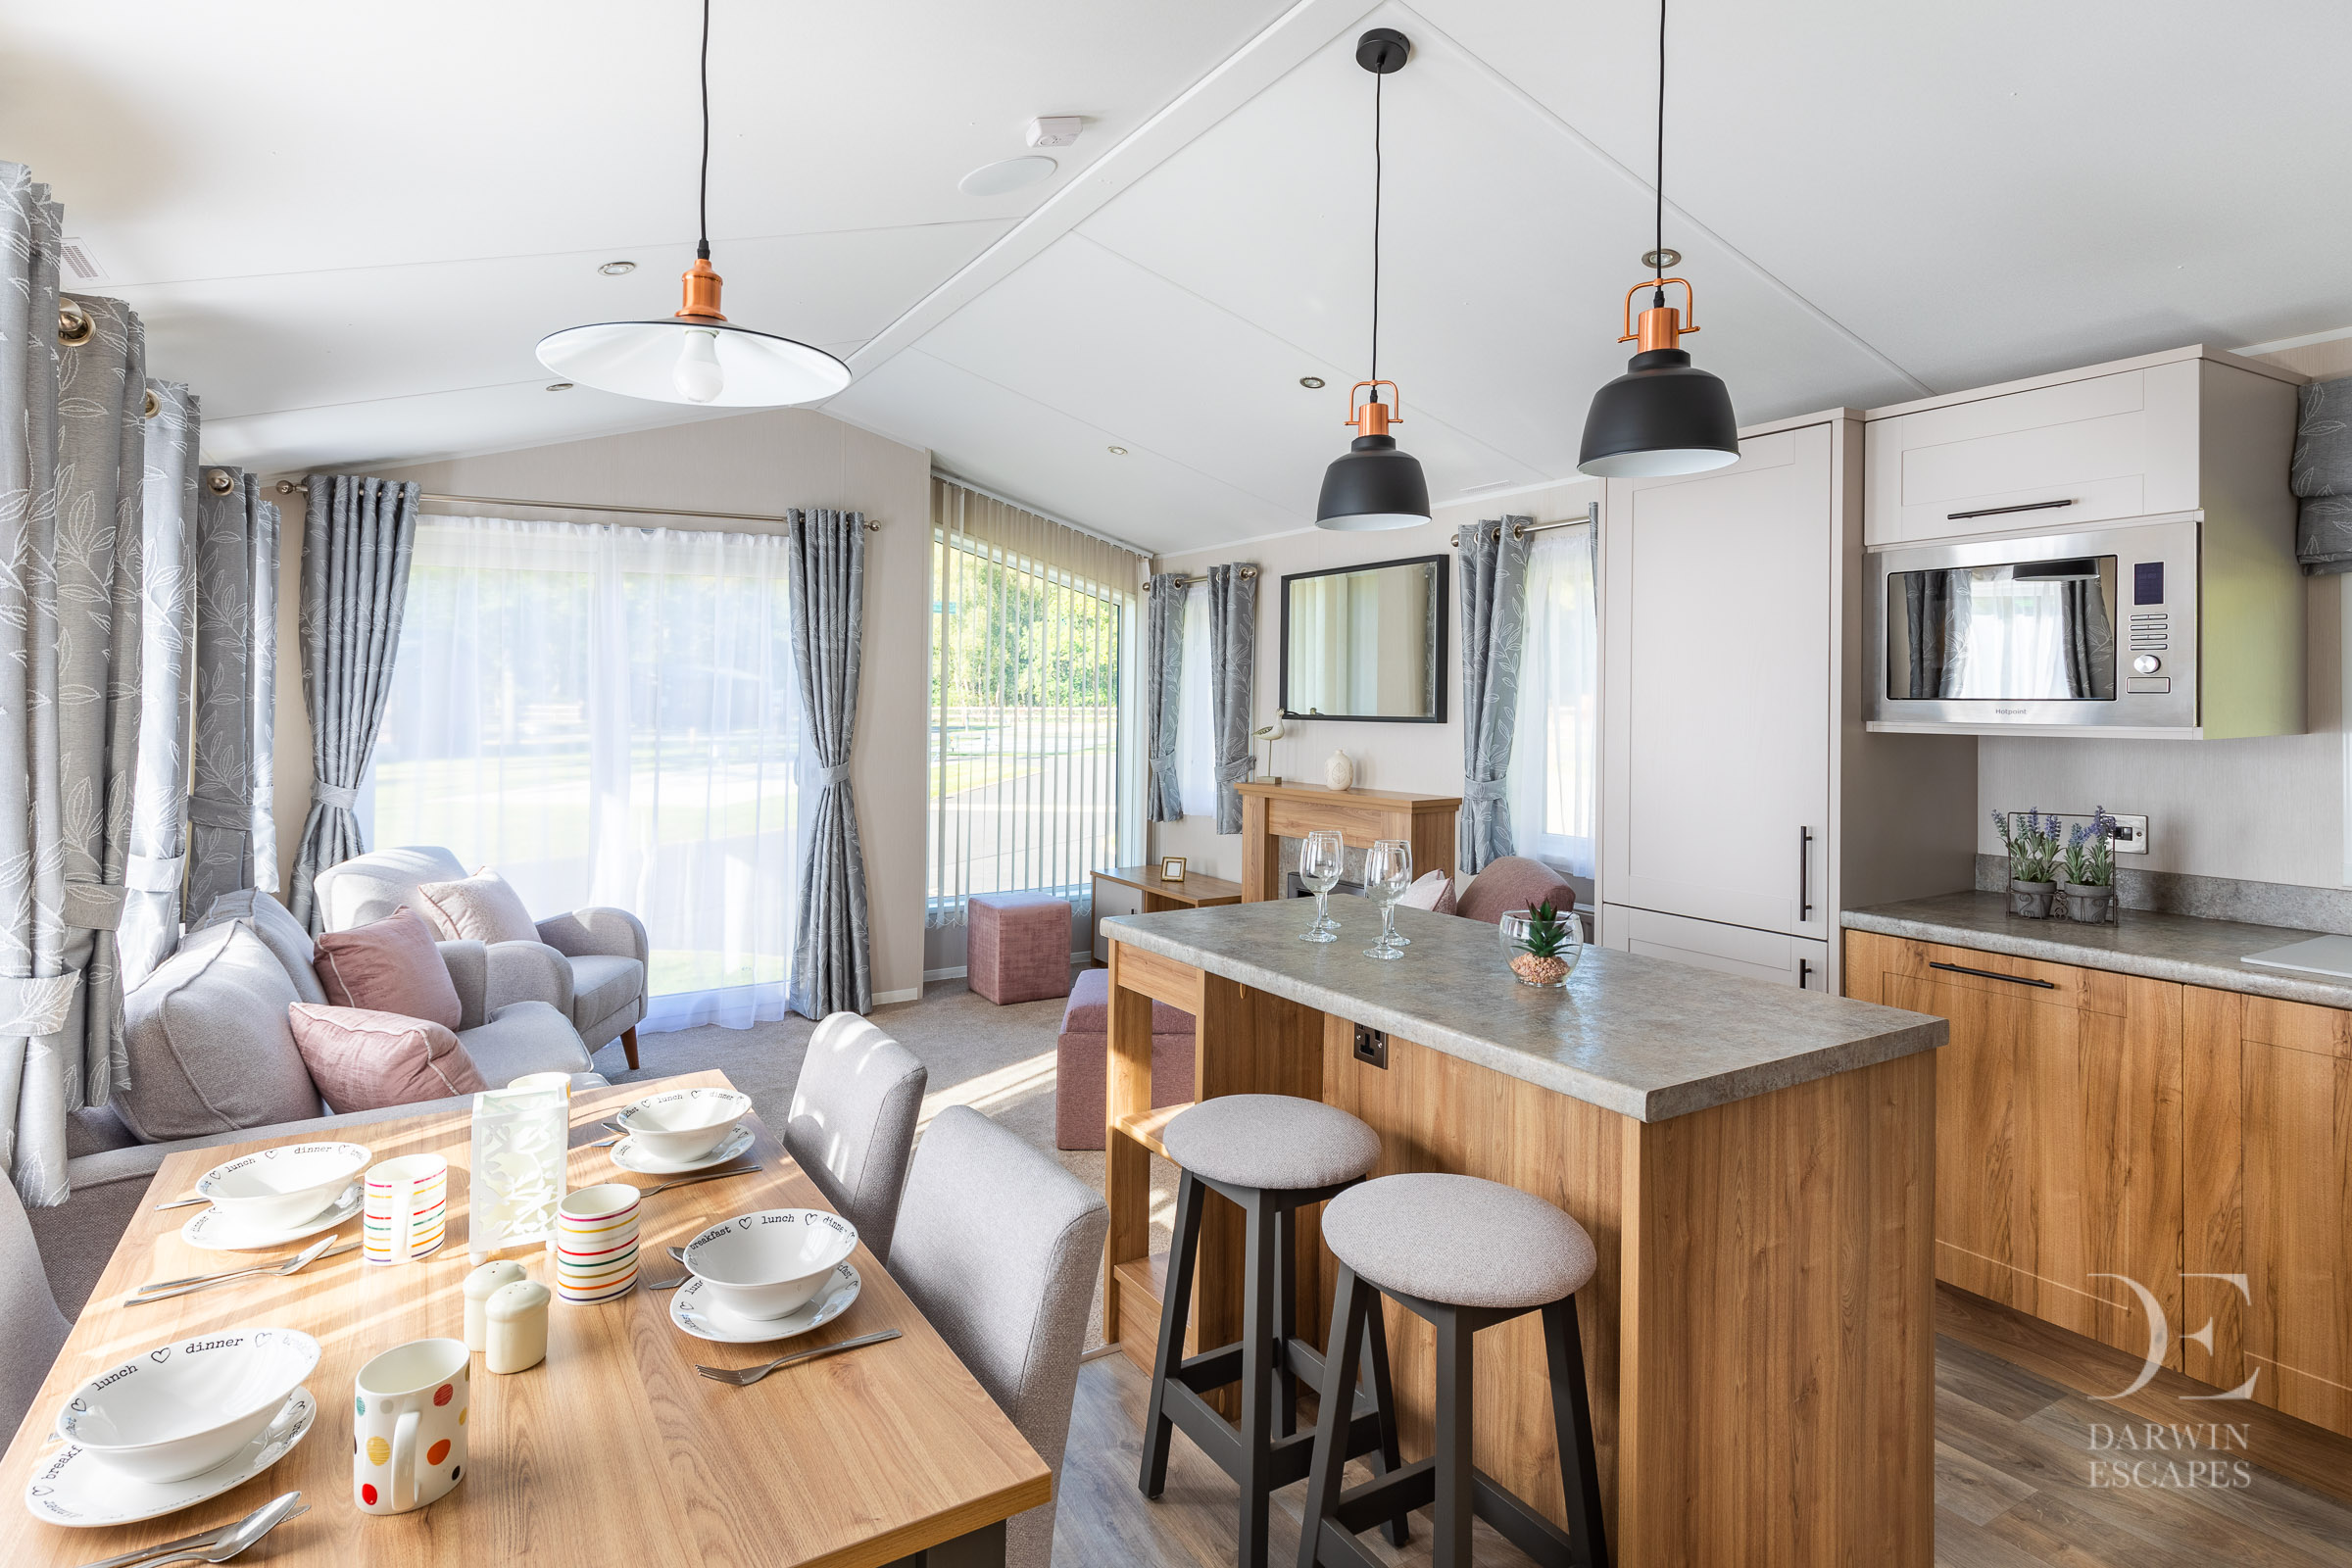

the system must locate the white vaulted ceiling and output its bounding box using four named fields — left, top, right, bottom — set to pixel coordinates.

left=7, top=1, right=2352, bottom=555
